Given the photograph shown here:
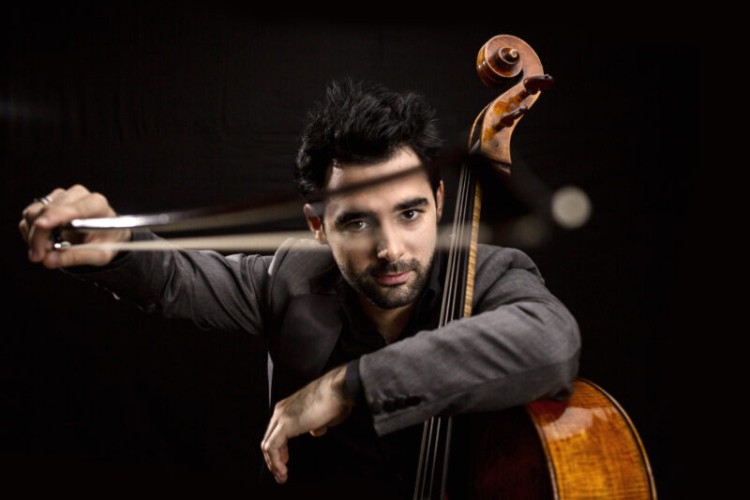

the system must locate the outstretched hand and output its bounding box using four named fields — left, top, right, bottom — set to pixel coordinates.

left=18, top=184, right=131, bottom=268
left=261, top=364, right=354, bottom=484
